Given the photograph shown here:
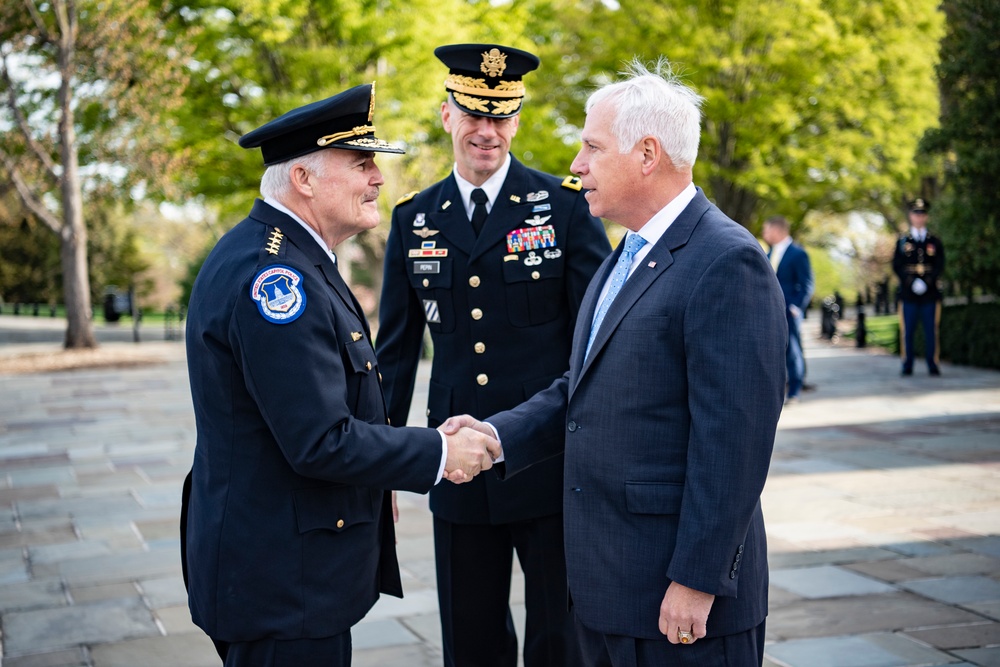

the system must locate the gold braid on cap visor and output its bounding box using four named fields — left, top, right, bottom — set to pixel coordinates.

left=316, top=125, right=376, bottom=147
left=445, top=74, right=525, bottom=98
